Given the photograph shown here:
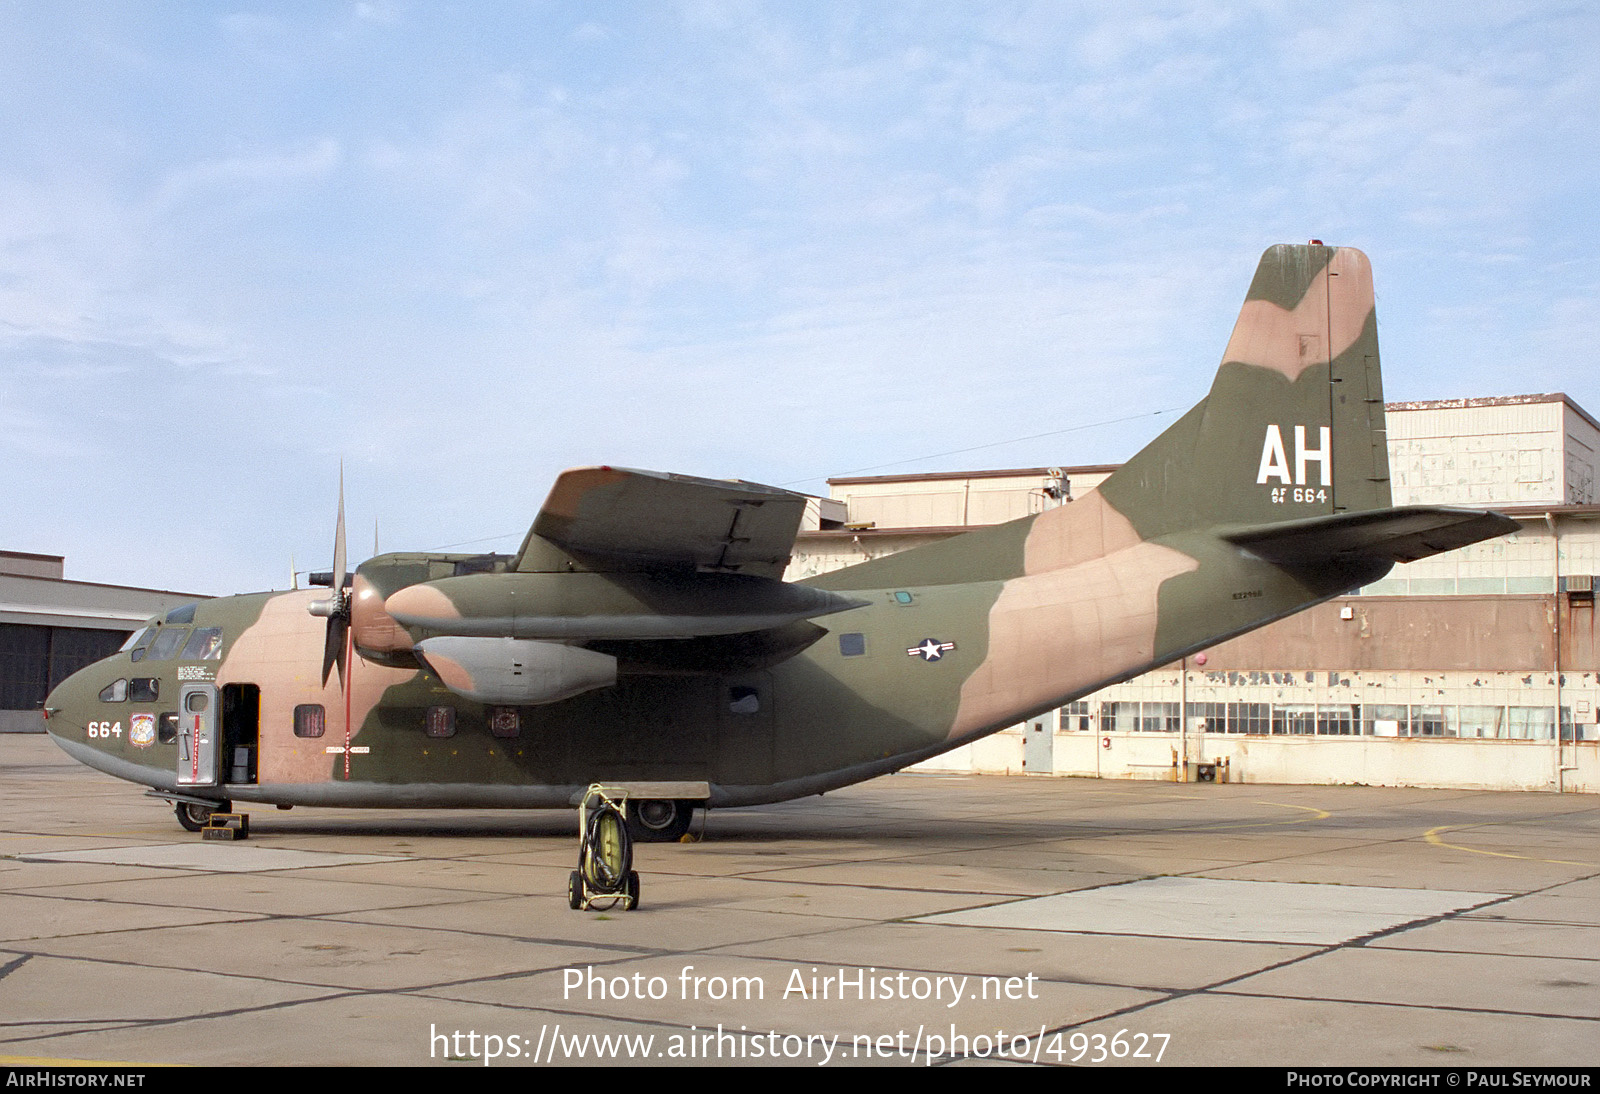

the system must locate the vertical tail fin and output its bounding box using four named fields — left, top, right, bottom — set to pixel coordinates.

left=1099, top=244, right=1391, bottom=539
